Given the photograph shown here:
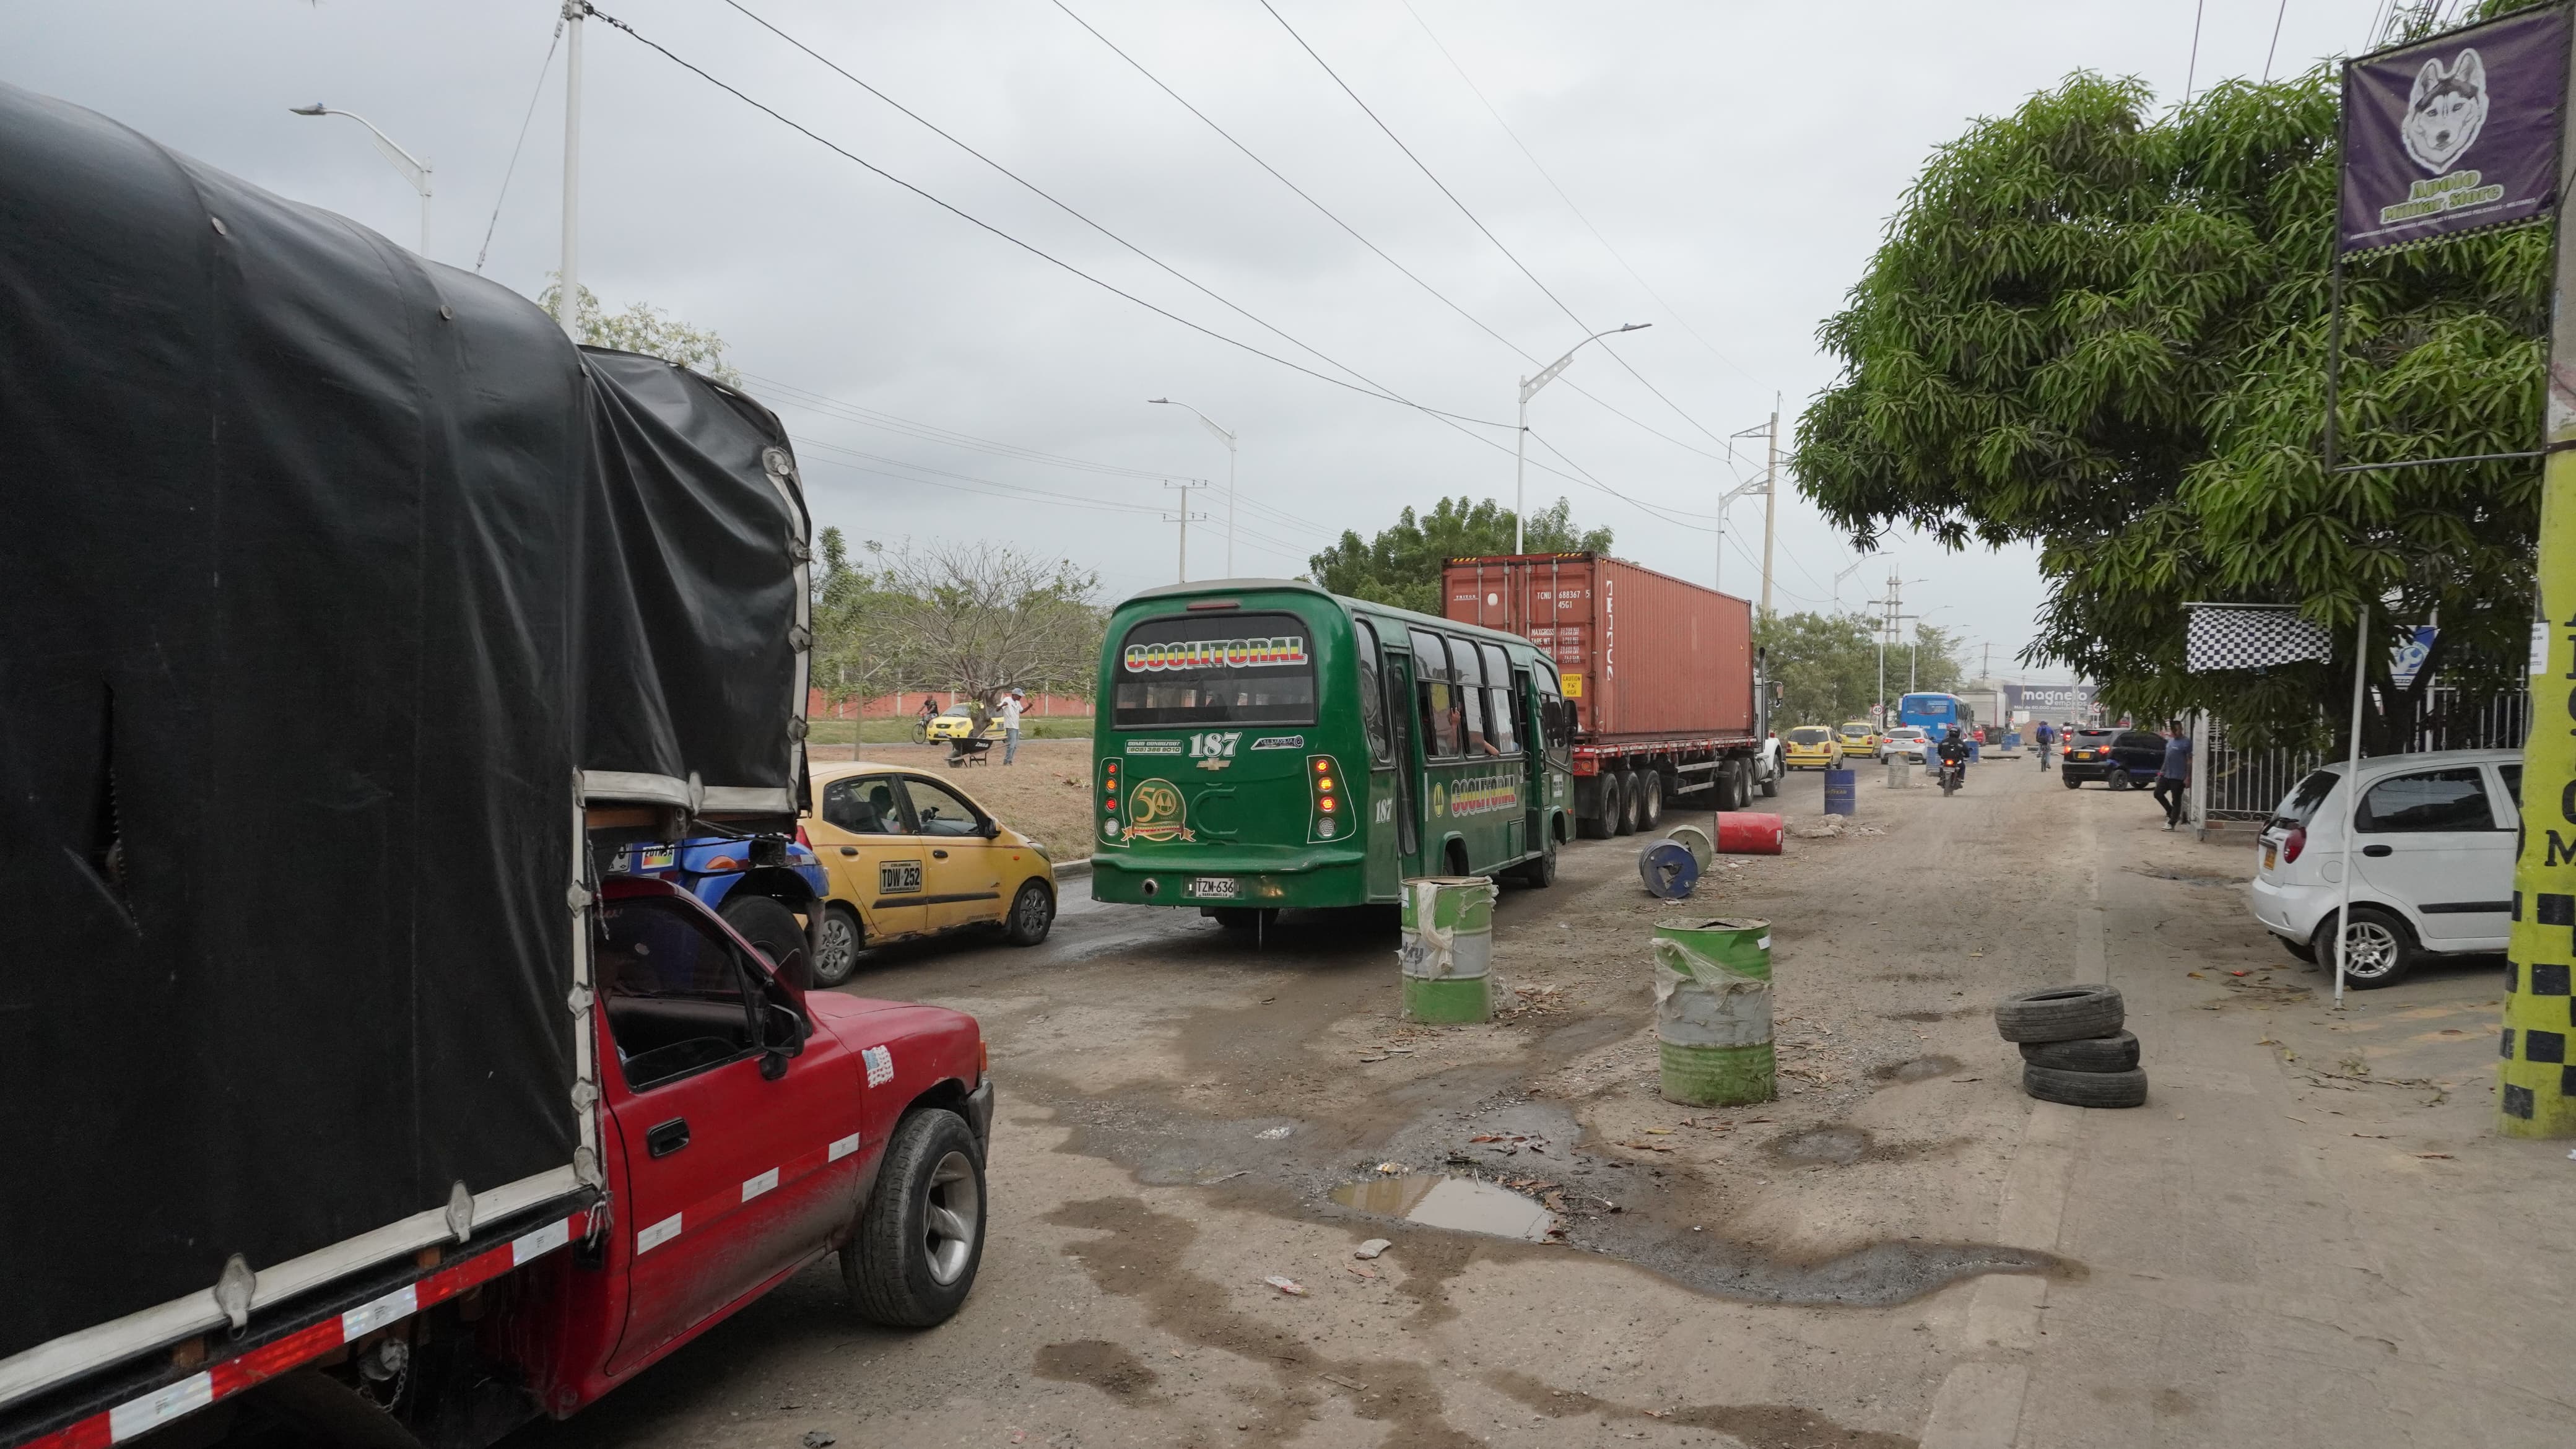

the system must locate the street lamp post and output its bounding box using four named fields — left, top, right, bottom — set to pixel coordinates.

left=1149, top=399, right=1237, bottom=576
left=1515, top=324, right=1648, bottom=554
left=288, top=104, right=431, bottom=256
